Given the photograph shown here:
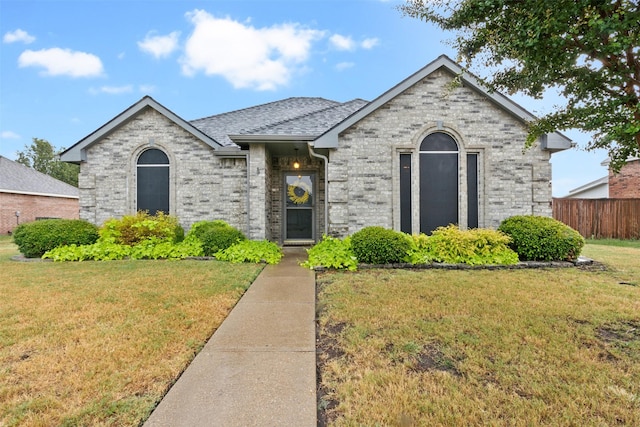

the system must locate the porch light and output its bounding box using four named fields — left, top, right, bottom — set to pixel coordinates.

left=293, top=148, right=300, bottom=169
